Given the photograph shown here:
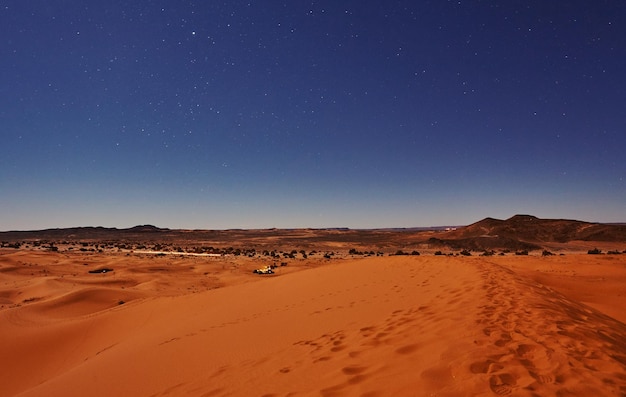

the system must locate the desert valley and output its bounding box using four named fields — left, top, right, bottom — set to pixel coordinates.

left=1, top=215, right=626, bottom=396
